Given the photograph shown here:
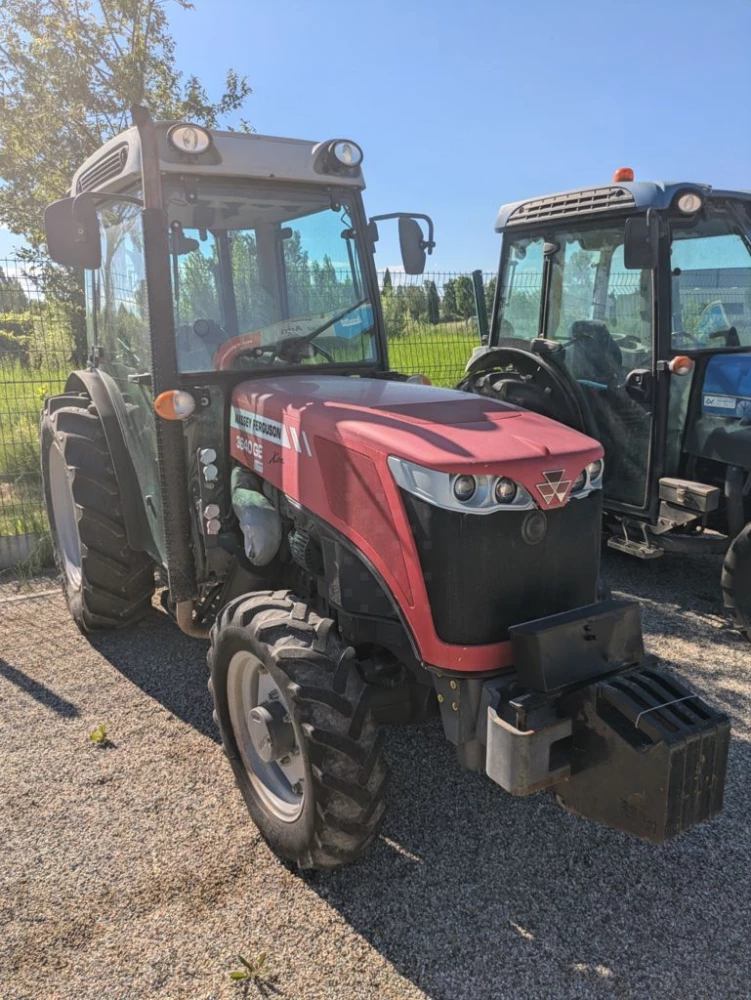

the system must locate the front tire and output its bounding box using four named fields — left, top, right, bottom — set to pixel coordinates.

left=40, top=392, right=154, bottom=630
left=722, top=522, right=751, bottom=640
left=208, top=591, right=388, bottom=870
